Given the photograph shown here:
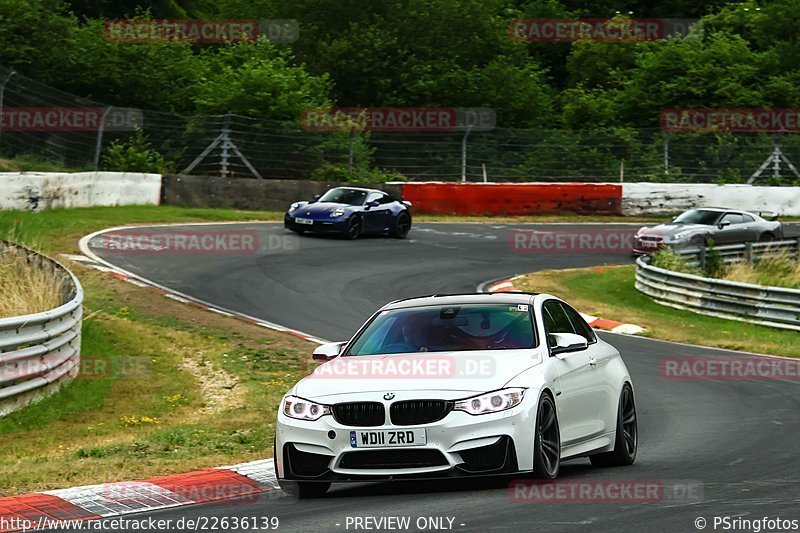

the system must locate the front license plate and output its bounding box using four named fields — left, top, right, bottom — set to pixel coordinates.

left=641, top=241, right=657, bottom=248
left=295, top=217, right=313, bottom=225
left=350, top=429, right=426, bottom=448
